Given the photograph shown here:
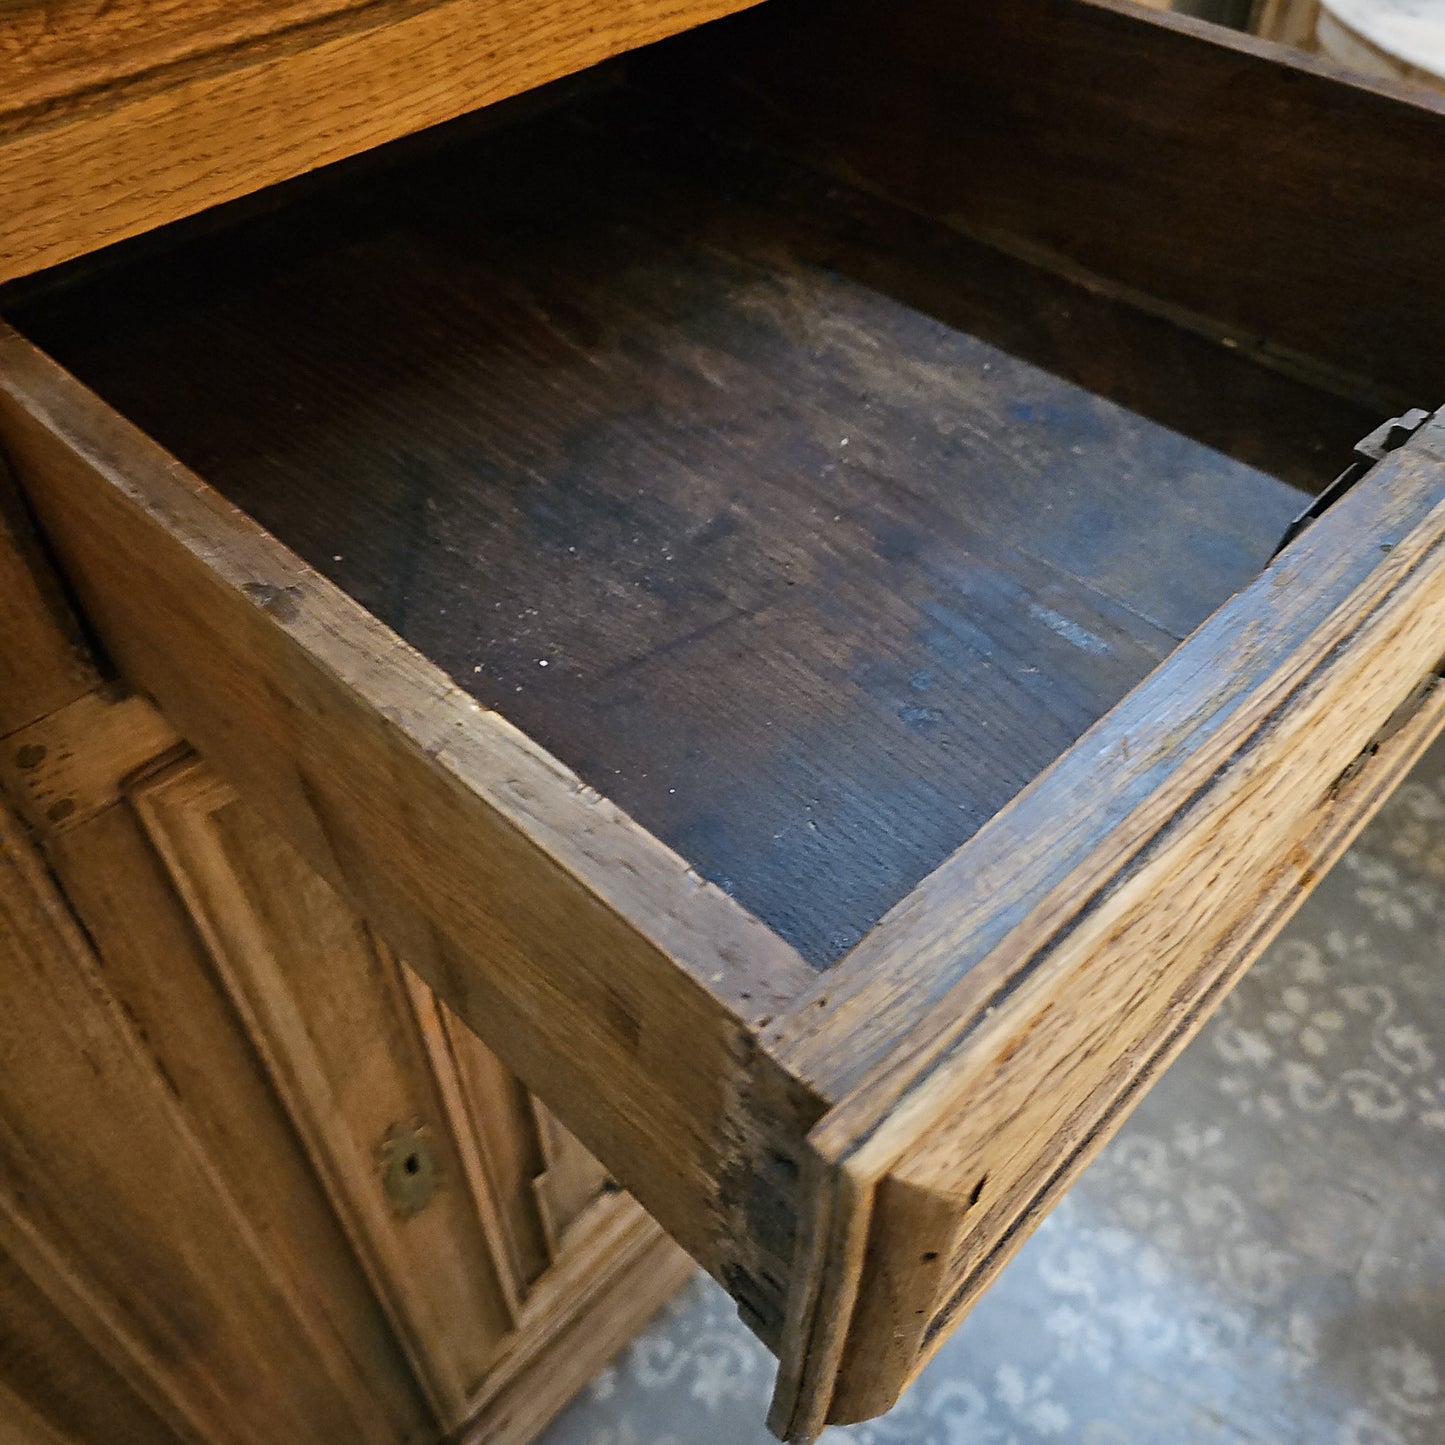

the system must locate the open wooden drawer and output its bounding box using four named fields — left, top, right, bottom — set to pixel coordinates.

left=2, top=0, right=1444, bottom=1436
